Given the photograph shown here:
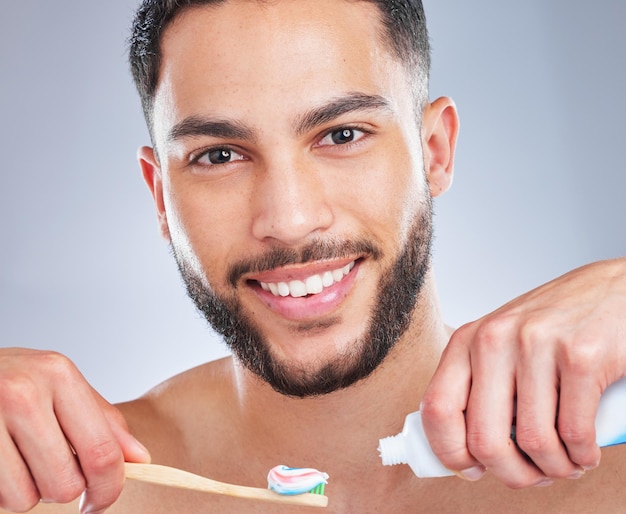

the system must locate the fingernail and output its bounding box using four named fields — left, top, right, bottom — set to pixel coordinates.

left=568, top=468, right=585, bottom=480
left=583, top=460, right=600, bottom=471
left=534, top=478, right=553, bottom=487
left=79, top=494, right=105, bottom=514
left=456, top=465, right=486, bottom=481
left=80, top=504, right=106, bottom=514
left=130, top=436, right=152, bottom=462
